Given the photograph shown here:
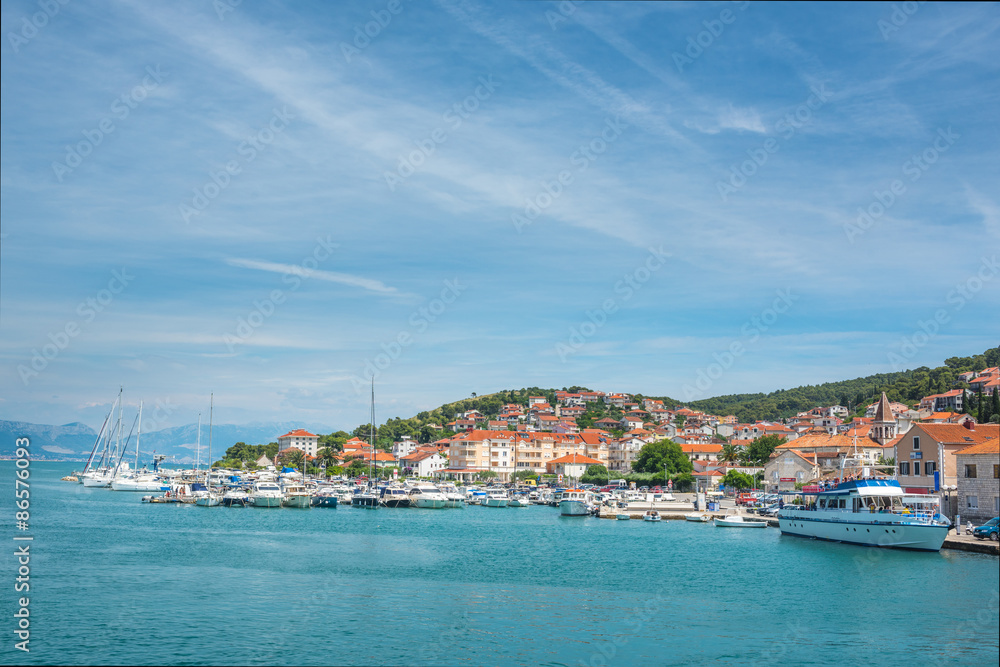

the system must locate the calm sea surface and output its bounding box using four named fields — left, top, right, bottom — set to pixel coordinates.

left=1, top=462, right=997, bottom=666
